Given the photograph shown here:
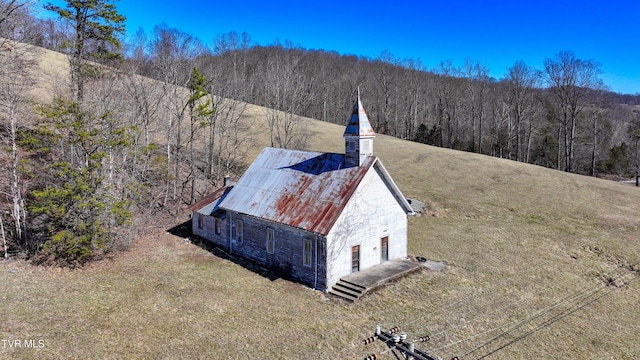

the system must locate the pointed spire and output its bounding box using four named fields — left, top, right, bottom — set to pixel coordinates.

left=344, top=89, right=375, bottom=167
left=344, top=88, right=376, bottom=137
